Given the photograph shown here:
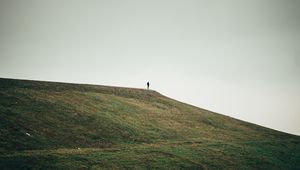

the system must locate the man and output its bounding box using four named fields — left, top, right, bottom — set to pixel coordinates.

left=147, top=81, right=150, bottom=90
